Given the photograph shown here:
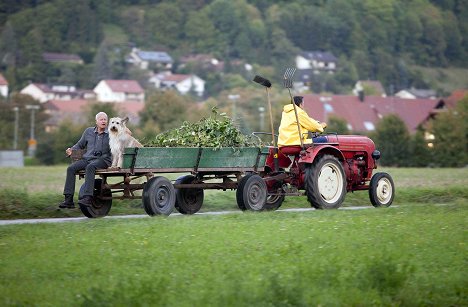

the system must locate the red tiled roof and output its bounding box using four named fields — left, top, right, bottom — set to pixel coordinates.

left=444, top=89, right=468, bottom=108
left=302, top=95, right=439, bottom=133
left=0, top=73, right=8, bottom=85
left=42, top=52, right=83, bottom=63
left=161, top=74, right=191, bottom=82
left=44, top=100, right=145, bottom=124
left=104, top=80, right=144, bottom=94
